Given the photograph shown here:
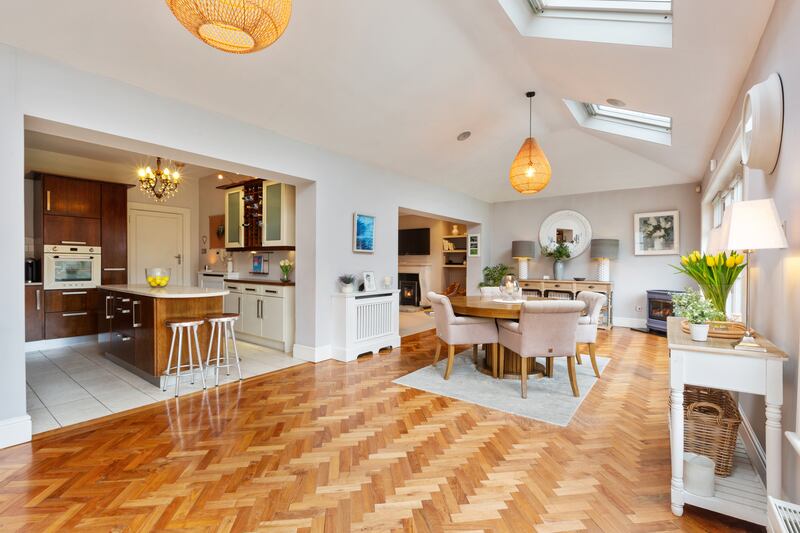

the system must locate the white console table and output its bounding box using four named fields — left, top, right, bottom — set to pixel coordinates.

left=331, top=289, right=400, bottom=362
left=667, top=317, right=787, bottom=526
